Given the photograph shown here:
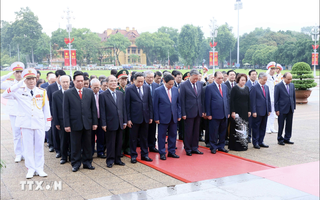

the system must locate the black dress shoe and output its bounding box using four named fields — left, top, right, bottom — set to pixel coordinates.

left=168, top=153, right=180, bottom=158
left=149, top=148, right=159, bottom=153
left=278, top=141, right=285, bottom=145
left=254, top=145, right=260, bottom=149
left=160, top=154, right=166, bottom=160
left=186, top=152, right=192, bottom=156
left=72, top=167, right=79, bottom=172
left=49, top=147, right=54, bottom=152
left=211, top=149, right=216, bottom=154
left=205, top=144, right=210, bottom=148
left=98, top=154, right=107, bottom=158
left=218, top=148, right=229, bottom=153
left=225, top=140, right=229, bottom=145
left=191, top=150, right=204, bottom=154
left=141, top=156, right=153, bottom=162
left=107, top=163, right=113, bottom=168
left=60, top=159, right=67, bottom=164
left=131, top=158, right=137, bottom=163
left=56, top=153, right=61, bottom=158
left=284, top=140, right=294, bottom=144
left=115, top=161, right=125, bottom=166
left=83, top=165, right=95, bottom=170
left=259, top=143, right=269, bottom=148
